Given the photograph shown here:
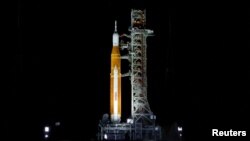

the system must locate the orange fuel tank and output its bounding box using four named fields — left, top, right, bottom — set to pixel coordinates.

left=110, top=21, right=121, bottom=123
